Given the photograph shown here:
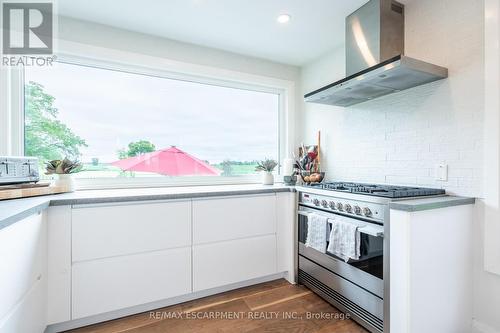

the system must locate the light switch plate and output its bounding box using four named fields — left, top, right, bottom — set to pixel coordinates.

left=436, top=163, right=448, bottom=181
